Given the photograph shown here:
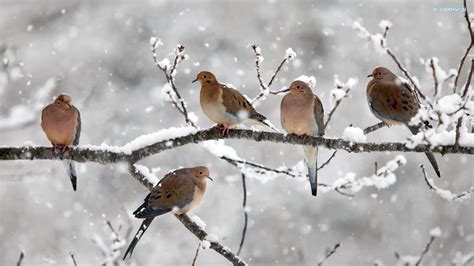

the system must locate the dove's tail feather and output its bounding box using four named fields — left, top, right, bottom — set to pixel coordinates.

left=62, top=159, right=78, bottom=191
left=303, top=145, right=318, bottom=196
left=408, top=126, right=441, bottom=178
left=123, top=218, right=154, bottom=260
